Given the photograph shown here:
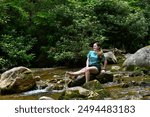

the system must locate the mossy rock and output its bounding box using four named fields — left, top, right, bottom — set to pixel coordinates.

left=58, top=87, right=88, bottom=100
left=83, top=80, right=103, bottom=90
left=58, top=88, right=110, bottom=100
